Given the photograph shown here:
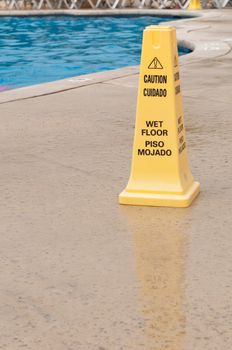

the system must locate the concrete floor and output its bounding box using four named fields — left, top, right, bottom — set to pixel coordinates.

left=0, top=10, right=232, bottom=350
